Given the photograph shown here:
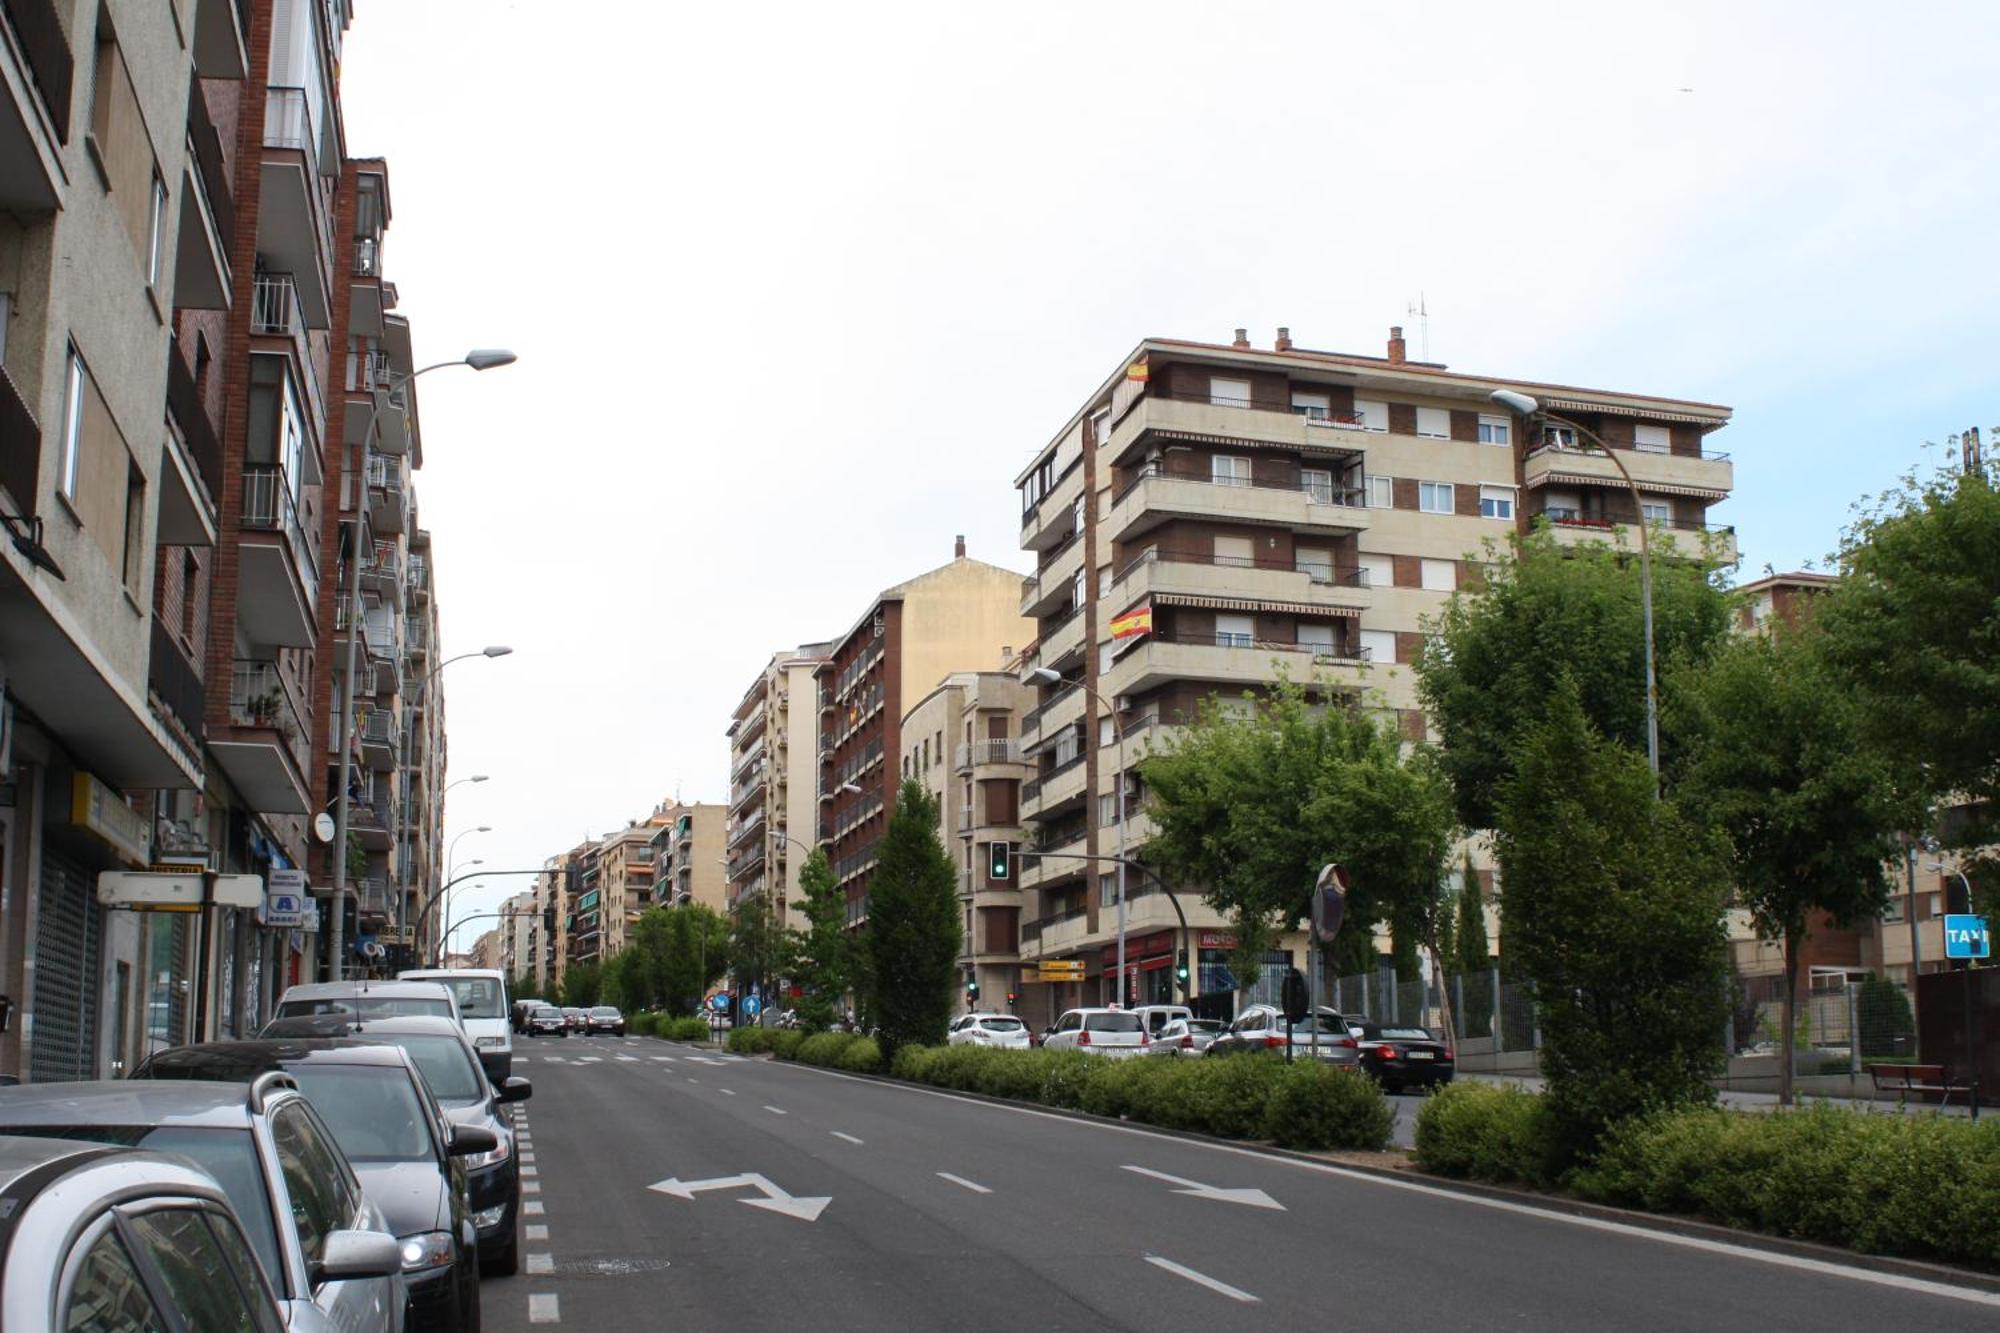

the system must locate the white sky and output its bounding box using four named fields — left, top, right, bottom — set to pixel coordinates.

left=337, top=1, right=2000, bottom=948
